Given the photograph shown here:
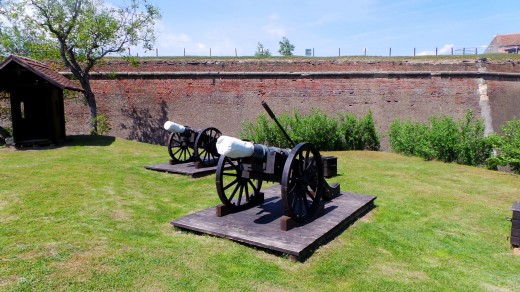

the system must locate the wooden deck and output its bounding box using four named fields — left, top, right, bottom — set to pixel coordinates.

left=144, top=162, right=220, bottom=178
left=171, top=185, right=376, bottom=261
